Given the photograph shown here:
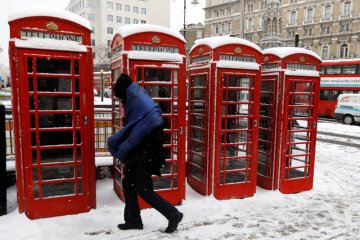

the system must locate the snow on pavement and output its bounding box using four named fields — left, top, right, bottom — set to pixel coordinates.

left=1, top=126, right=360, bottom=240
